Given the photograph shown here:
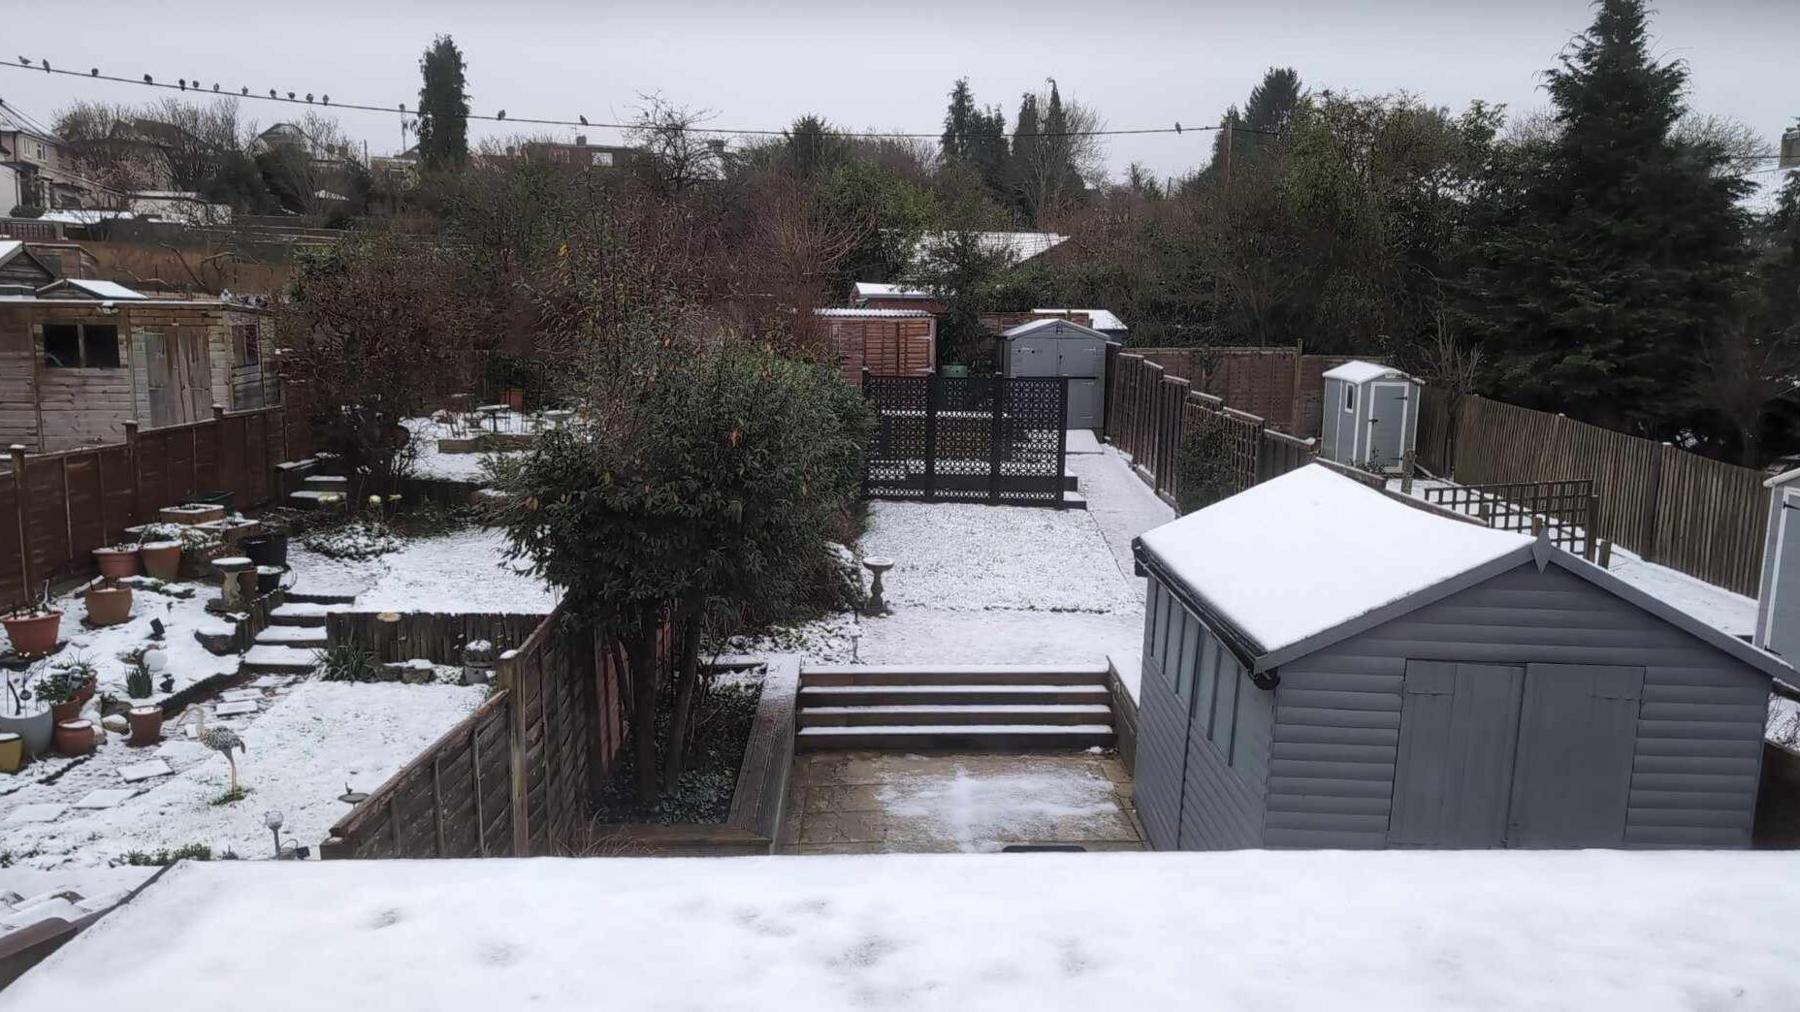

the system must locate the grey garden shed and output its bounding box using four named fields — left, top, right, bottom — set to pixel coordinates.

left=1756, top=465, right=1800, bottom=664
left=1319, top=360, right=1419, bottom=472
left=1129, top=463, right=1792, bottom=851
left=999, top=318, right=1107, bottom=430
